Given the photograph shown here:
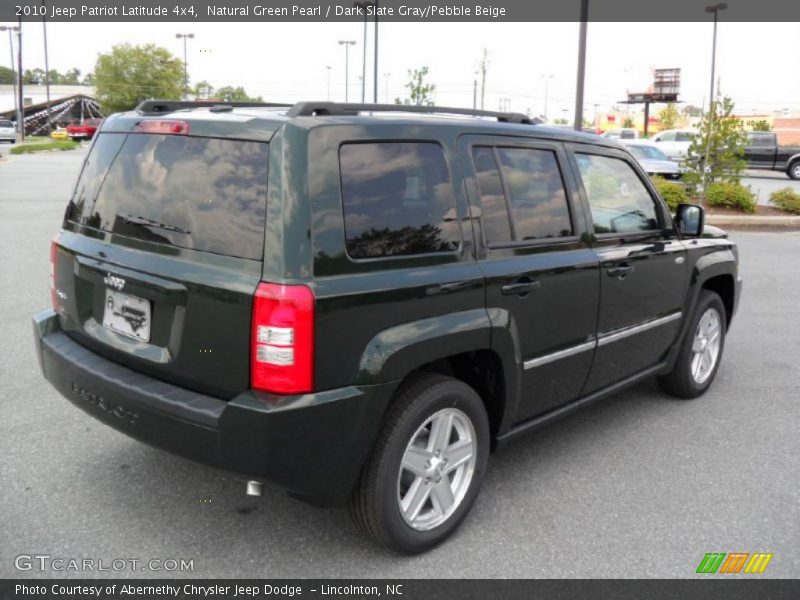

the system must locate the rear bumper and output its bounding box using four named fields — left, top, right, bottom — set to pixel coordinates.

left=33, top=309, right=397, bottom=505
